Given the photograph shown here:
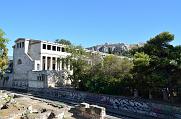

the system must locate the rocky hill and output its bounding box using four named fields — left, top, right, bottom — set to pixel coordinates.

left=86, top=43, right=144, bottom=56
